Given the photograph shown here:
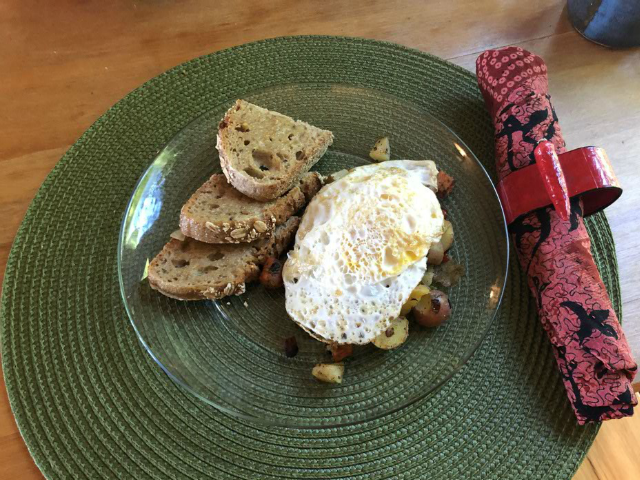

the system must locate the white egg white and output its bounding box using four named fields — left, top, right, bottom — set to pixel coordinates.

left=284, top=161, right=444, bottom=344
